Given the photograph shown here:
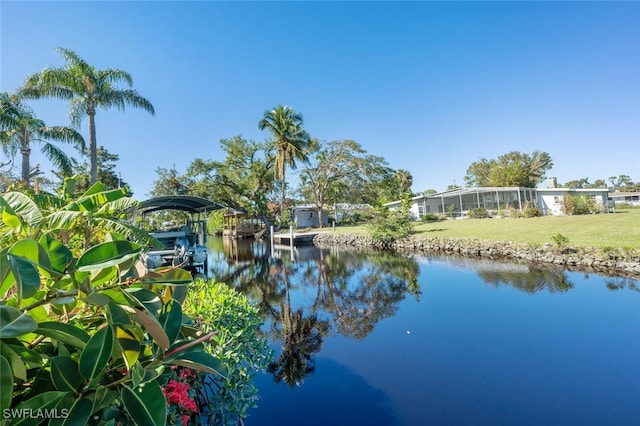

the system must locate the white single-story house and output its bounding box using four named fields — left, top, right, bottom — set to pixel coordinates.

left=384, top=178, right=610, bottom=219
left=608, top=191, right=640, bottom=207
